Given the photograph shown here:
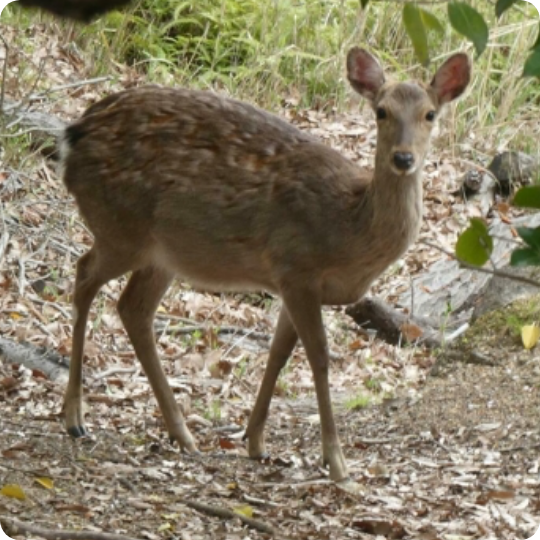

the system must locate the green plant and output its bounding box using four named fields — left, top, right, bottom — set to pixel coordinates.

left=456, top=187, right=540, bottom=280
left=234, top=357, right=249, bottom=379
left=364, top=377, right=382, bottom=392
left=345, top=392, right=372, bottom=411
left=204, top=399, right=222, bottom=422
